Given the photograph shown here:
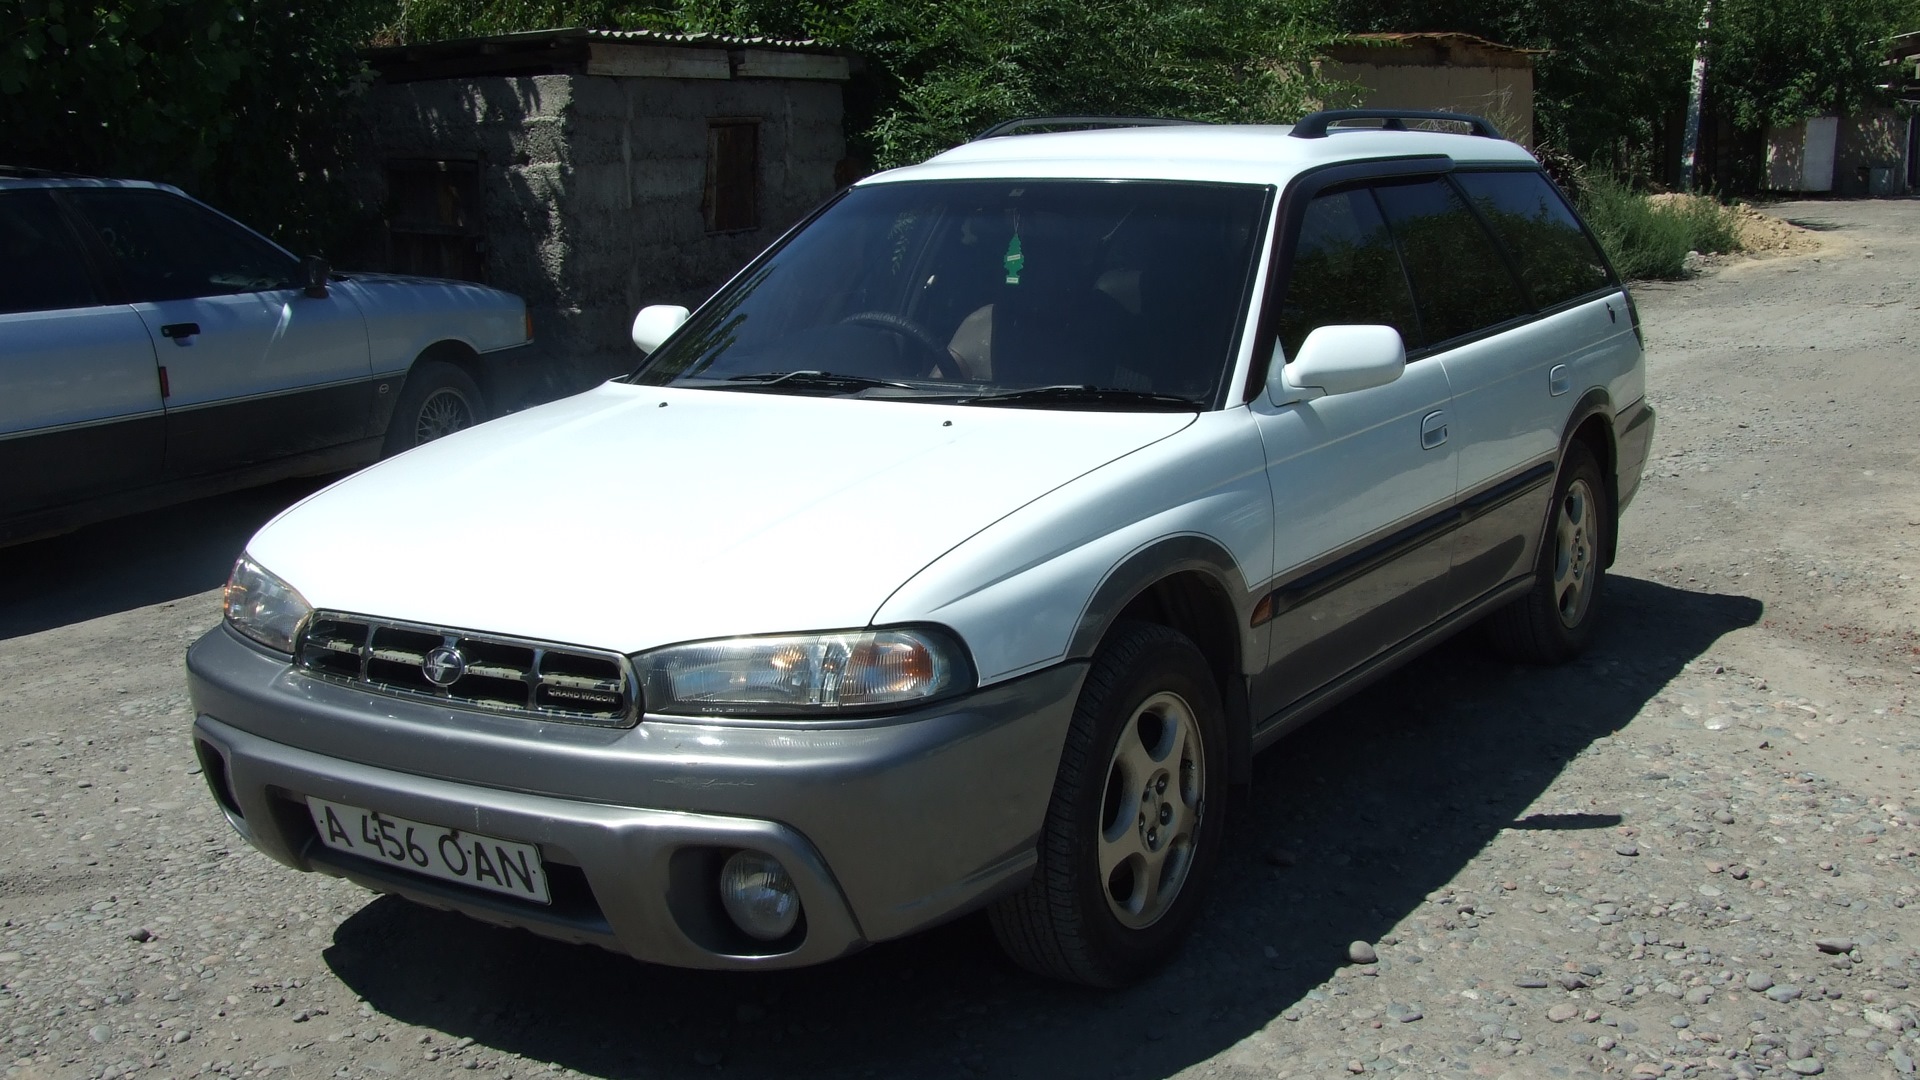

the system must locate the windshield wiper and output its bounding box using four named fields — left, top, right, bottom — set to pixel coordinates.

left=955, top=385, right=1203, bottom=410
left=718, top=370, right=924, bottom=393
